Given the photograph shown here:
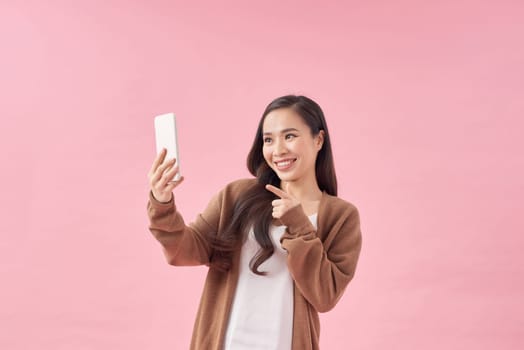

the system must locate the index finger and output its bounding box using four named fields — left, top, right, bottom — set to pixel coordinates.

left=150, top=148, right=167, bottom=173
left=265, top=184, right=291, bottom=199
